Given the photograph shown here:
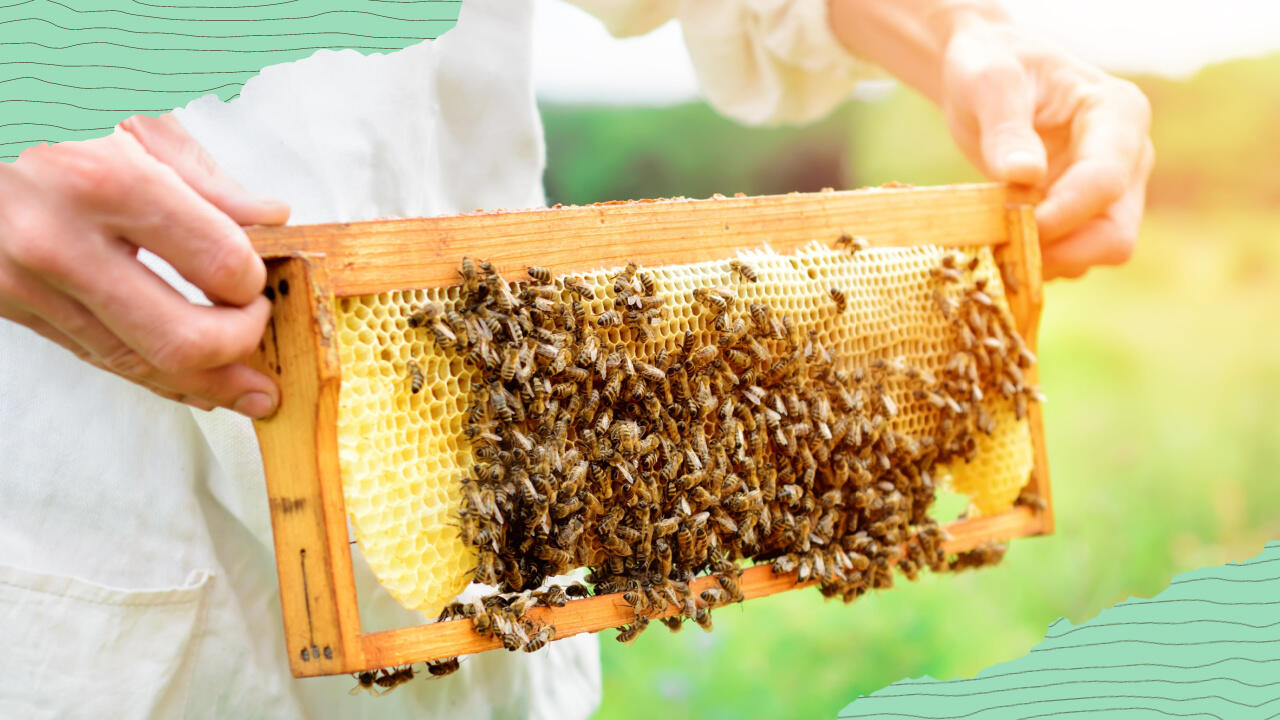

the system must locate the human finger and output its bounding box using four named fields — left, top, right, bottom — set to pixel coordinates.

left=16, top=313, right=193, bottom=406
left=10, top=227, right=274, bottom=375
left=944, top=33, right=1048, bottom=185
left=970, top=65, right=1047, bottom=184
left=1036, top=82, right=1151, bottom=243
left=117, top=114, right=290, bottom=228
left=14, top=134, right=266, bottom=307
left=12, top=269, right=277, bottom=415
left=1041, top=181, right=1146, bottom=279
